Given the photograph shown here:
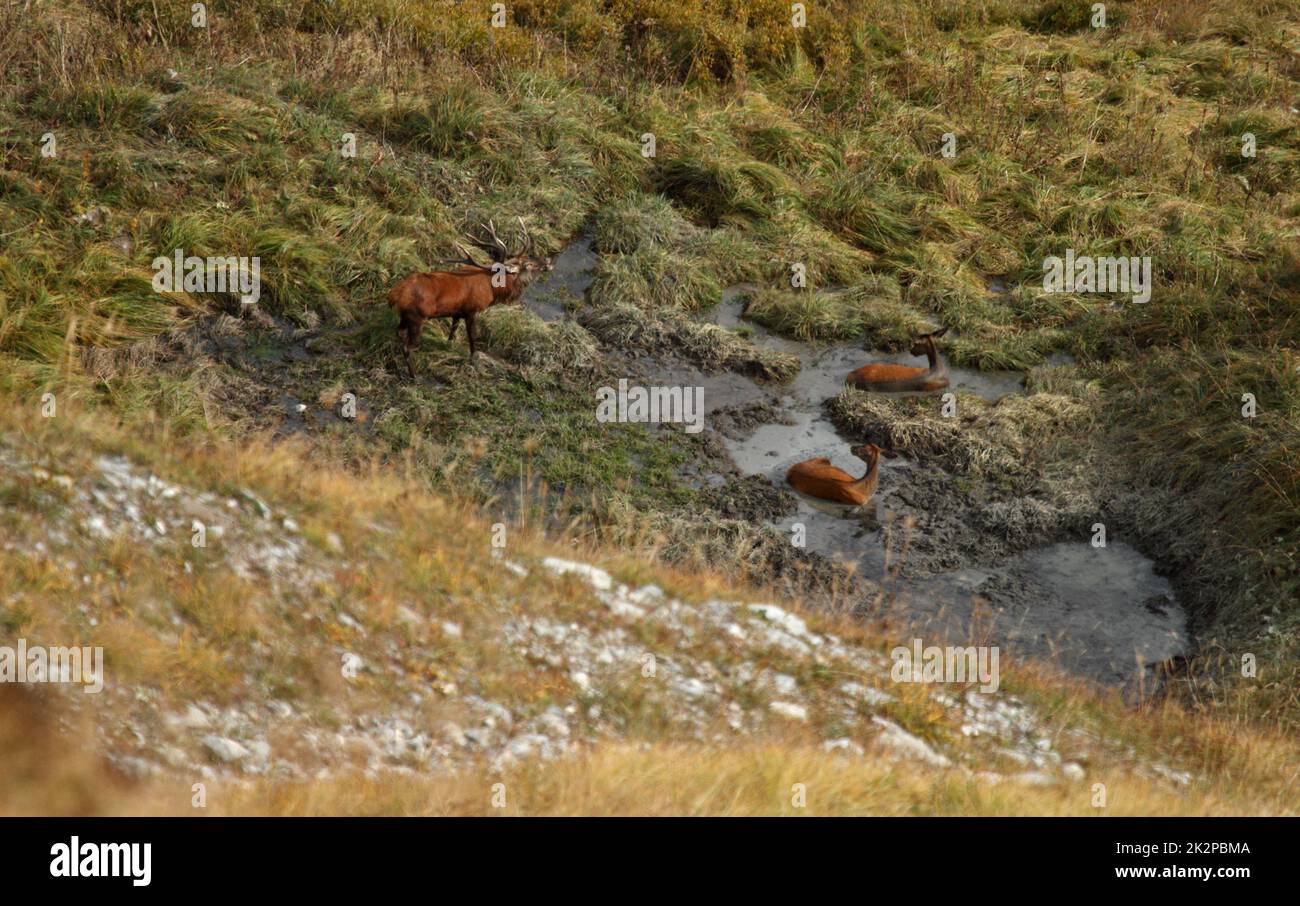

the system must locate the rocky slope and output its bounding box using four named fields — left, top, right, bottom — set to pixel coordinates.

left=3, top=432, right=1226, bottom=813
